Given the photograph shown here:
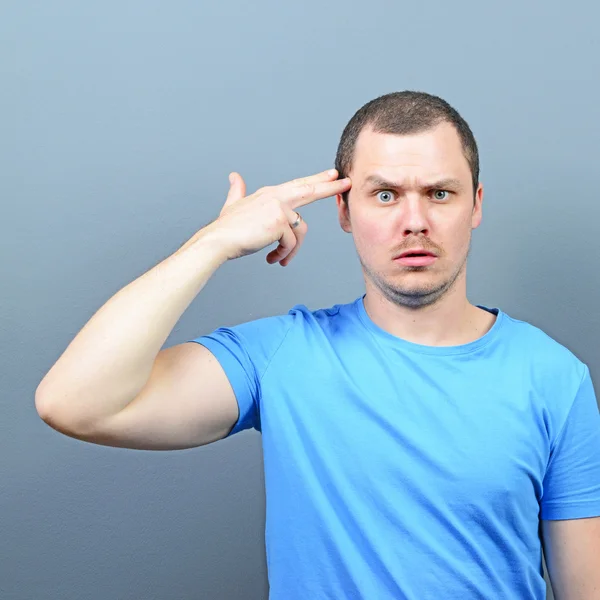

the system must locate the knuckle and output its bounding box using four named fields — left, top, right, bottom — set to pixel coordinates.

left=264, top=195, right=282, bottom=212
left=273, top=204, right=288, bottom=227
left=299, top=183, right=314, bottom=198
